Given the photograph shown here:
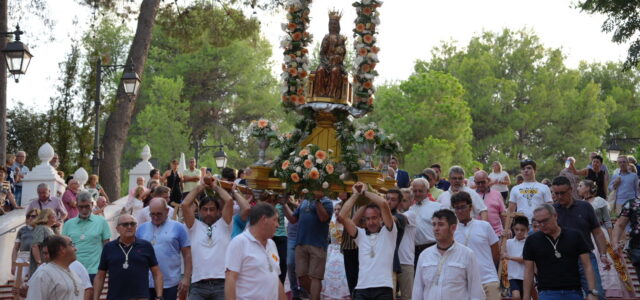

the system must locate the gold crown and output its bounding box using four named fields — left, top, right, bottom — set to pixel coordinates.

left=328, top=9, right=342, bottom=20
